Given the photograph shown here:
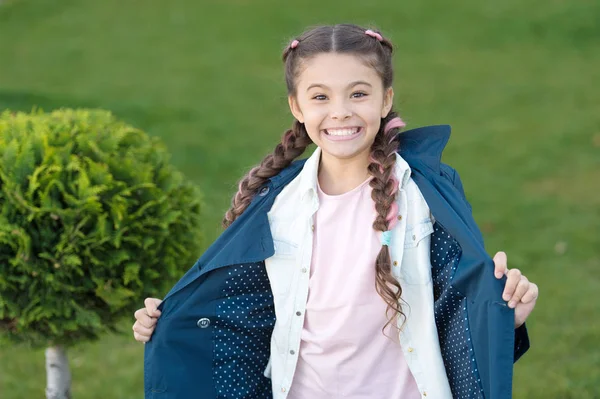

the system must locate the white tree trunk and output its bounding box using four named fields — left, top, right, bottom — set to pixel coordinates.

left=45, top=346, right=72, bottom=399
